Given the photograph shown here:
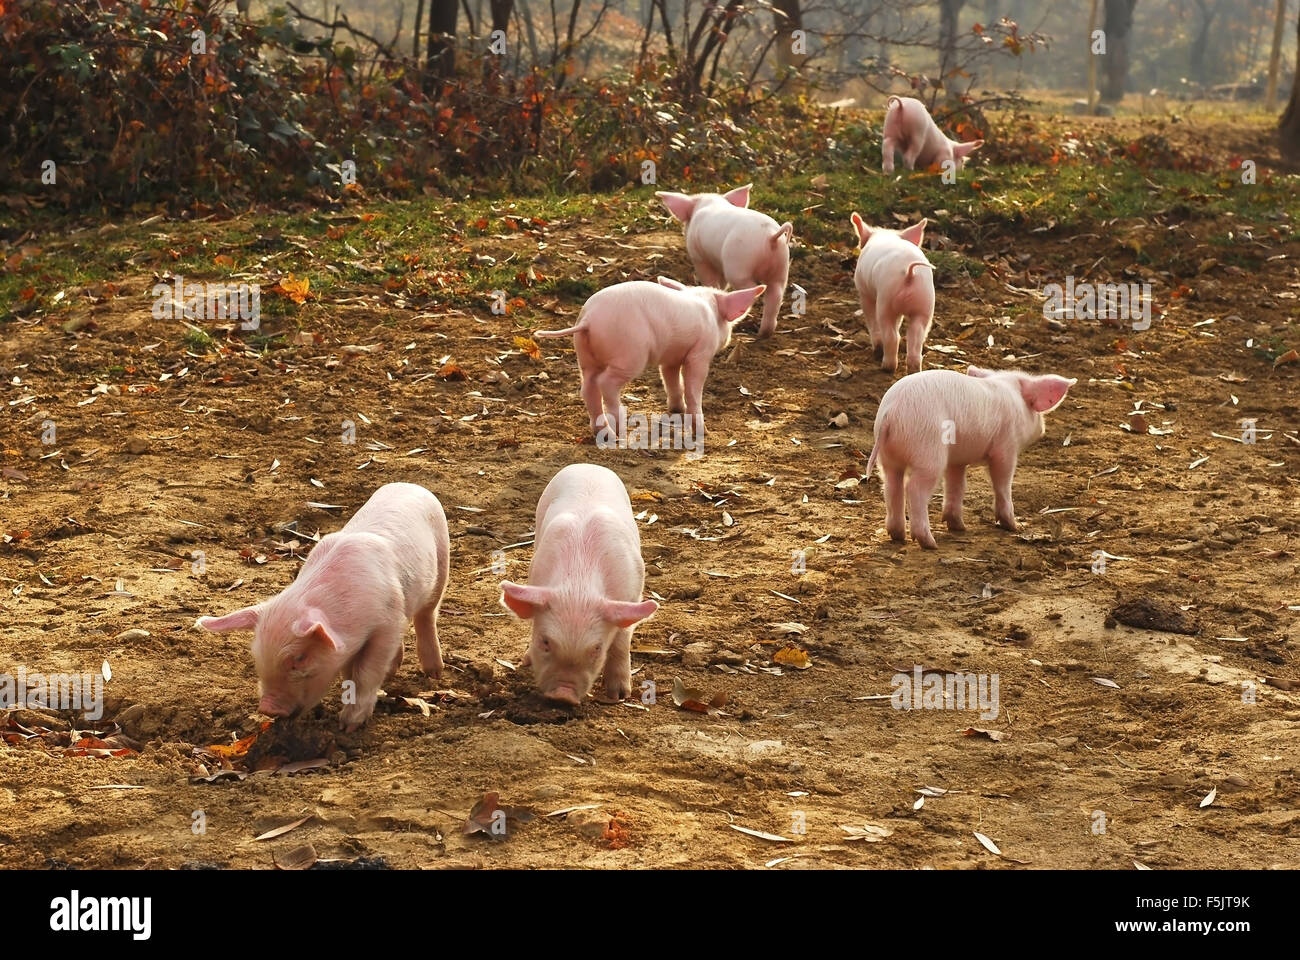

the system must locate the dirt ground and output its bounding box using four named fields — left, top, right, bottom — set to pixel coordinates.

left=2, top=113, right=1299, bottom=870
